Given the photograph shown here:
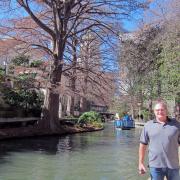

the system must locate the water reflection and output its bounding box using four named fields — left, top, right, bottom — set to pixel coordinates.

left=0, top=136, right=59, bottom=155
left=0, top=123, right=148, bottom=180
left=0, top=131, right=106, bottom=164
